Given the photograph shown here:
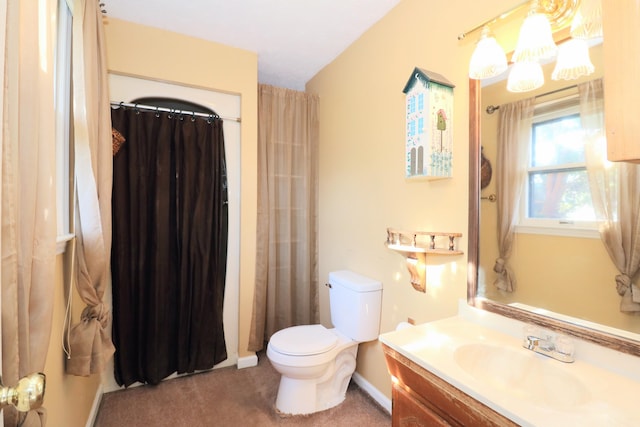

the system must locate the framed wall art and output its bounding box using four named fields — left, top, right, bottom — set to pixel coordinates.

left=403, top=67, right=454, bottom=179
